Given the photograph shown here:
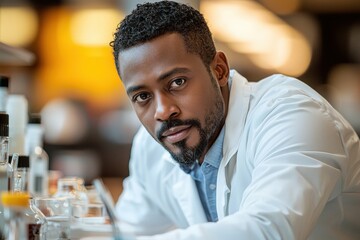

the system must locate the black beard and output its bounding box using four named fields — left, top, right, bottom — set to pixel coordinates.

left=157, top=101, right=223, bottom=167
left=170, top=122, right=208, bottom=167
left=157, top=119, right=207, bottom=167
